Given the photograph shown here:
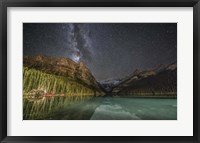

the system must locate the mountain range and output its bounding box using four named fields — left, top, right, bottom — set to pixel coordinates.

left=23, top=55, right=177, bottom=97
left=112, top=63, right=177, bottom=96
left=23, top=55, right=104, bottom=96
